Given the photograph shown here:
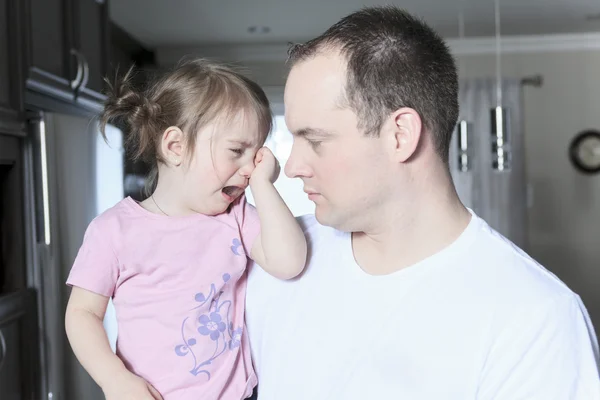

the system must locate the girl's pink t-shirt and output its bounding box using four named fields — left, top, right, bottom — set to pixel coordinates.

left=66, top=195, right=260, bottom=400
